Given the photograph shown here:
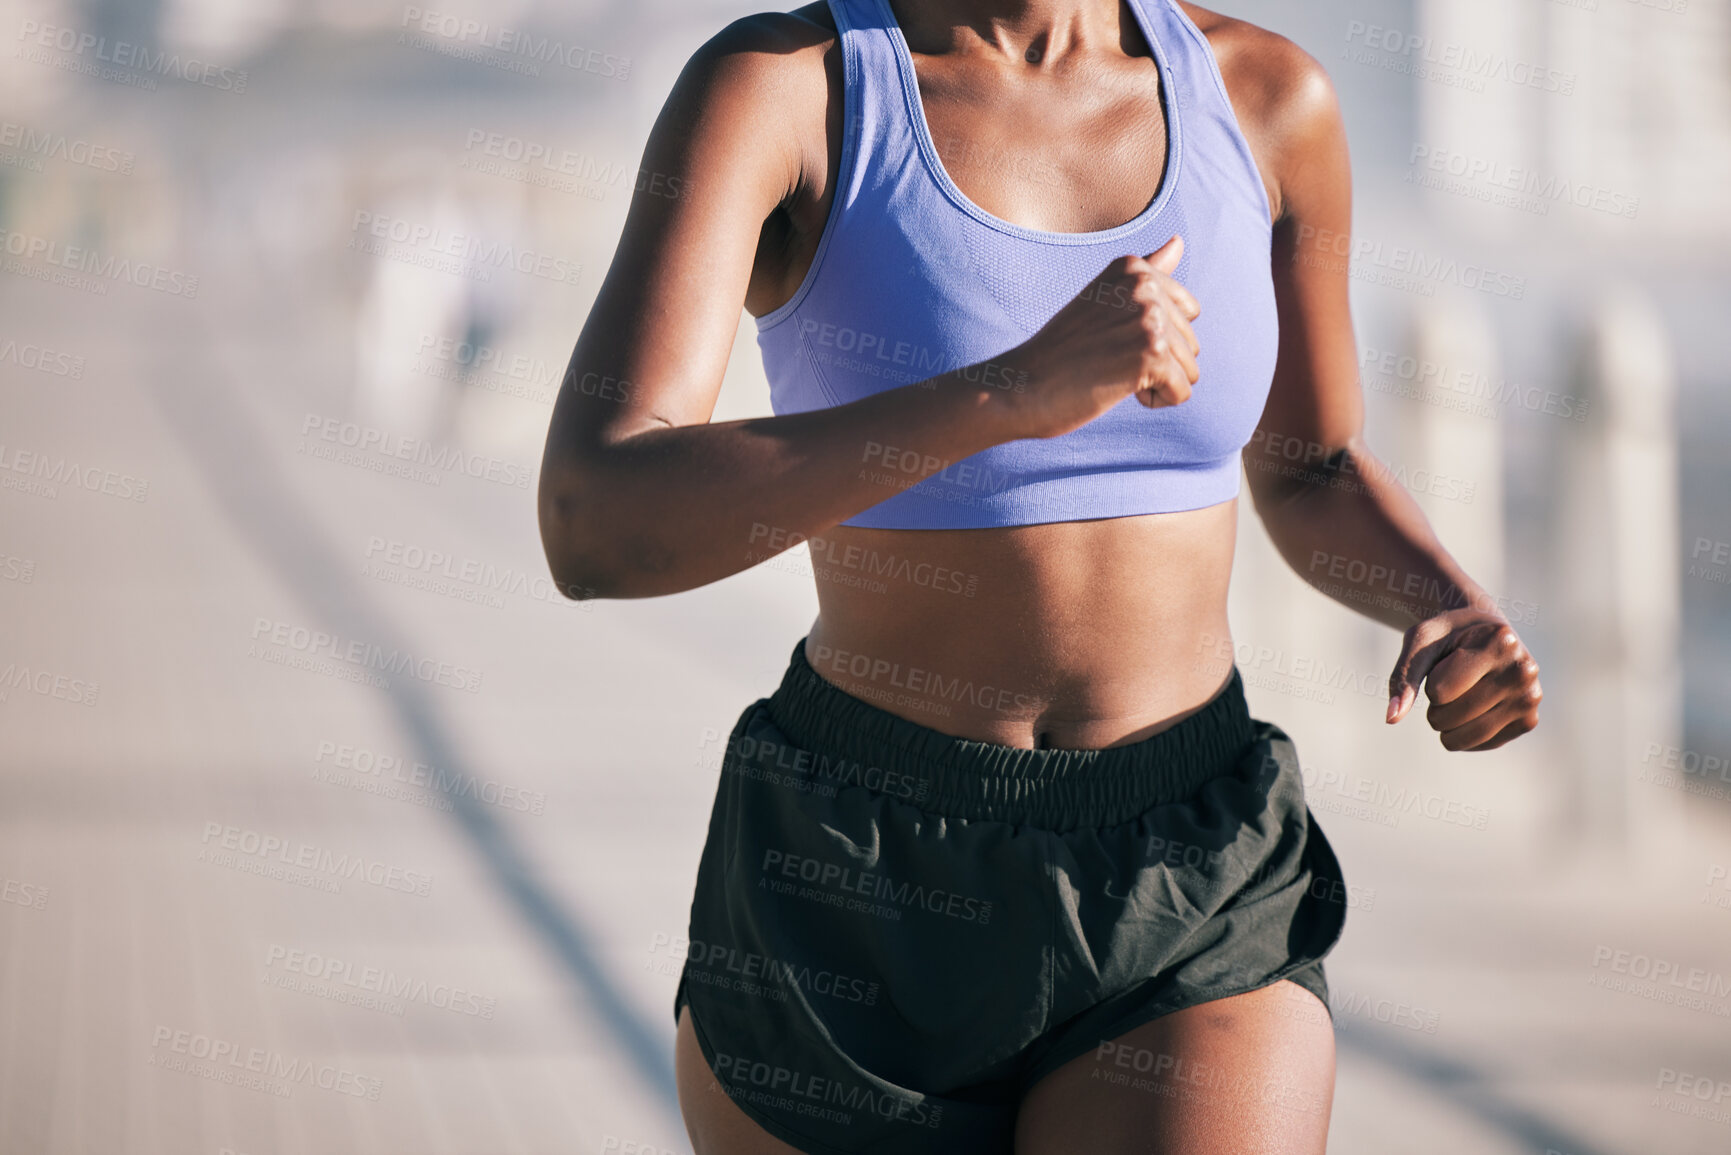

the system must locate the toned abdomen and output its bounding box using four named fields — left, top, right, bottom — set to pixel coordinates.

left=802, top=498, right=1240, bottom=750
